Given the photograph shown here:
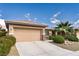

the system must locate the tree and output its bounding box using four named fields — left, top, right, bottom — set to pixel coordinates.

left=55, top=21, right=74, bottom=35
